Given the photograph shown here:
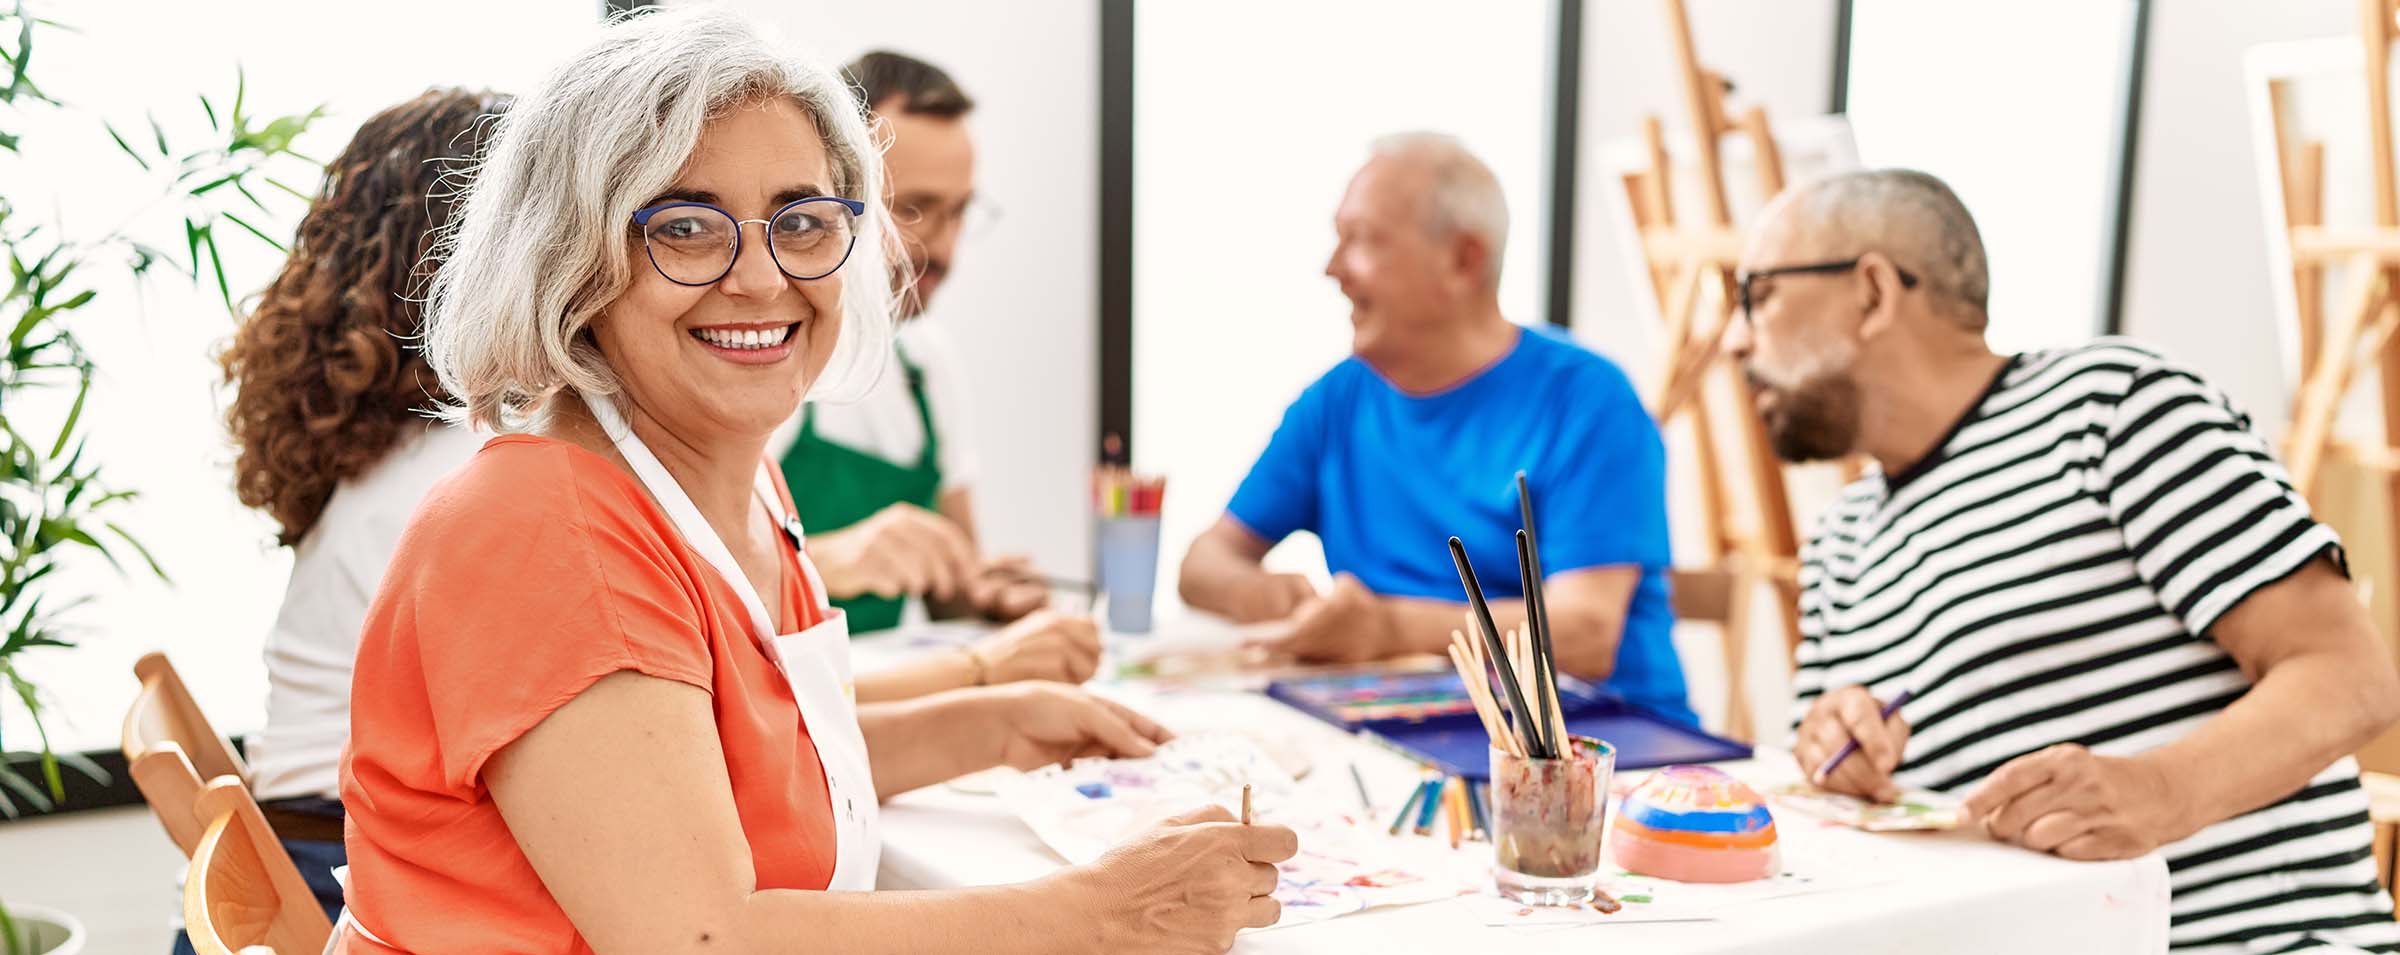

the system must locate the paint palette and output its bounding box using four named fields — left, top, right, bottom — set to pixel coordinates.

left=1266, top=673, right=1751, bottom=780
